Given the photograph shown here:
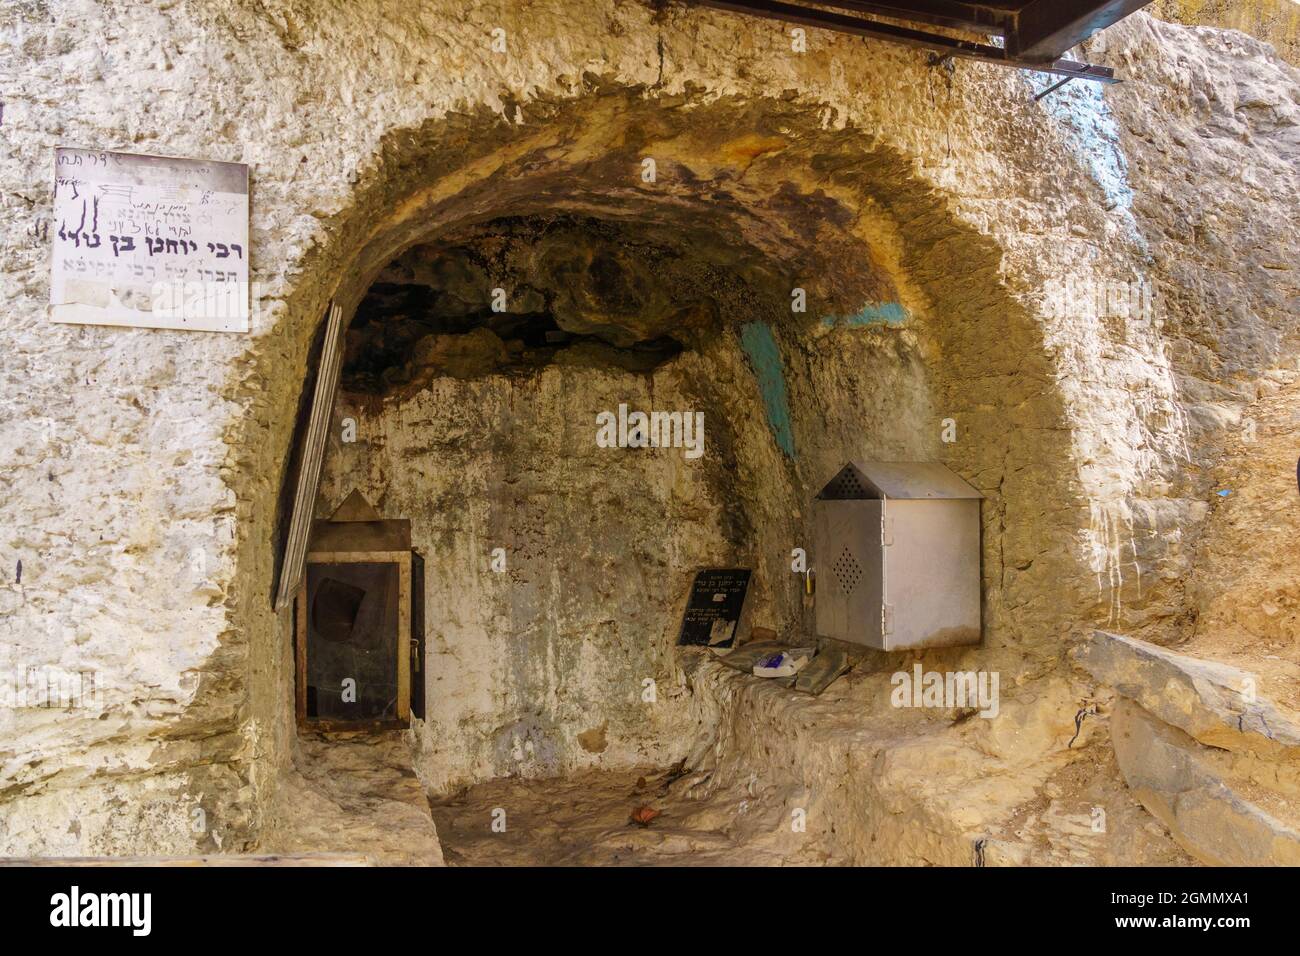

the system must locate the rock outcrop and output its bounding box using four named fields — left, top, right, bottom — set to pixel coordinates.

left=1080, top=630, right=1300, bottom=864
